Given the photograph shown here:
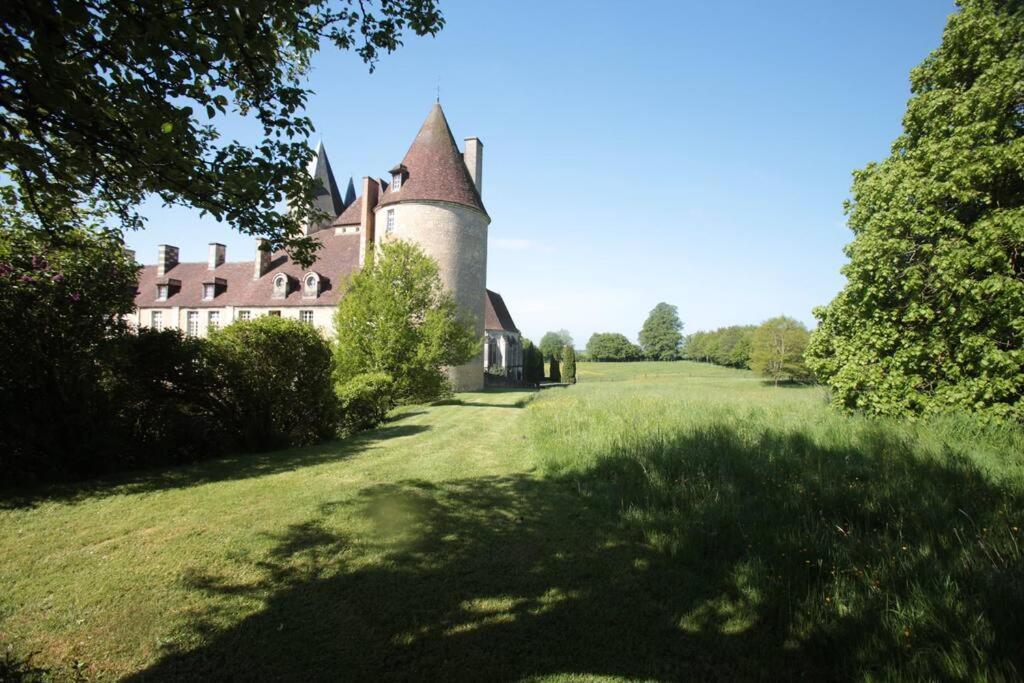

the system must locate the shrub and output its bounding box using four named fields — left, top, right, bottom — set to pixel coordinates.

left=549, top=357, right=561, bottom=382
left=335, top=372, right=395, bottom=435
left=101, top=328, right=230, bottom=468
left=209, top=317, right=337, bottom=450
left=562, top=345, right=577, bottom=384
left=523, top=340, right=543, bottom=386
